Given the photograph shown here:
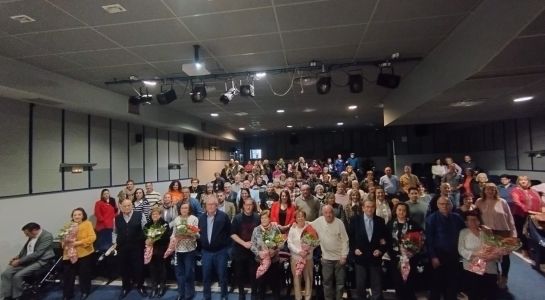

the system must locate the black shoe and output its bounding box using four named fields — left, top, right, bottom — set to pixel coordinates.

left=137, top=287, right=148, bottom=297
left=118, top=289, right=130, bottom=299
left=157, top=286, right=167, bottom=298
left=80, top=293, right=89, bottom=300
